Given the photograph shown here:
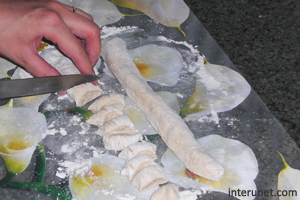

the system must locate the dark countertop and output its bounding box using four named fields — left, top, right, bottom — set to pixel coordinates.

left=184, top=0, right=300, bottom=147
